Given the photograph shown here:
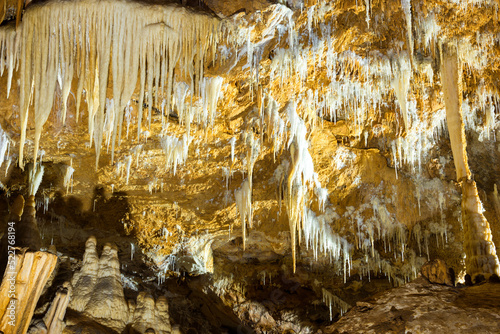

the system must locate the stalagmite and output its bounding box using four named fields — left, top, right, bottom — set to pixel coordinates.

left=440, top=44, right=500, bottom=277
left=0, top=251, right=58, bottom=334
left=29, top=282, right=72, bottom=334
left=81, top=243, right=129, bottom=331
left=129, top=293, right=171, bottom=334
left=365, top=0, right=371, bottom=29
left=69, top=236, right=100, bottom=312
